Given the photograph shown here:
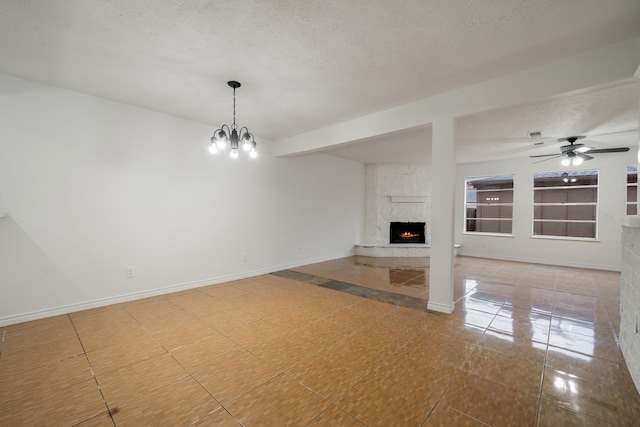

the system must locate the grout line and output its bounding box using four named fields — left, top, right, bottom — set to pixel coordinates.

left=67, top=314, right=116, bottom=427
